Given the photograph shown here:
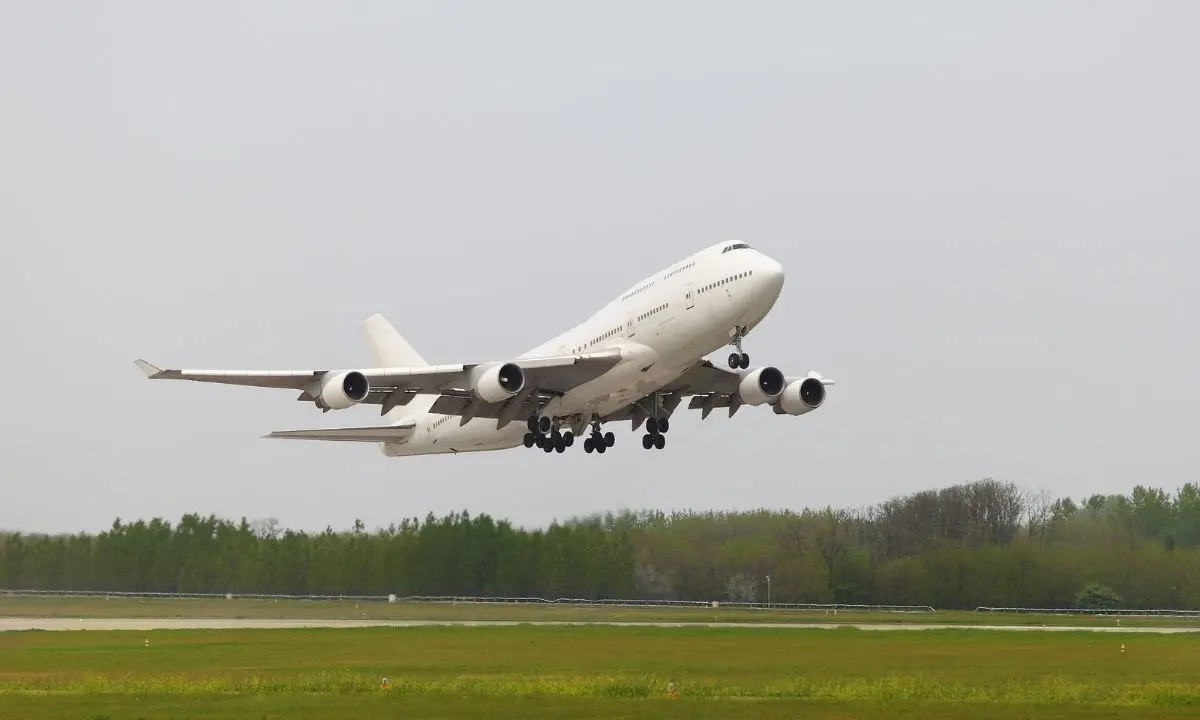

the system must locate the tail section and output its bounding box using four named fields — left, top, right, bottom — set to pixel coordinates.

left=359, top=313, right=439, bottom=422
